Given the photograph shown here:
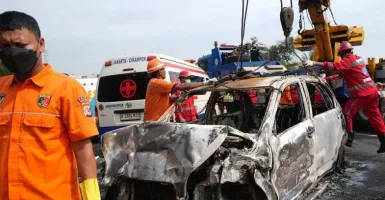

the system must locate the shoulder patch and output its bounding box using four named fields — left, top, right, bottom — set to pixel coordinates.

left=37, top=94, right=52, bottom=108
left=78, top=96, right=89, bottom=105
left=83, top=105, right=92, bottom=117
